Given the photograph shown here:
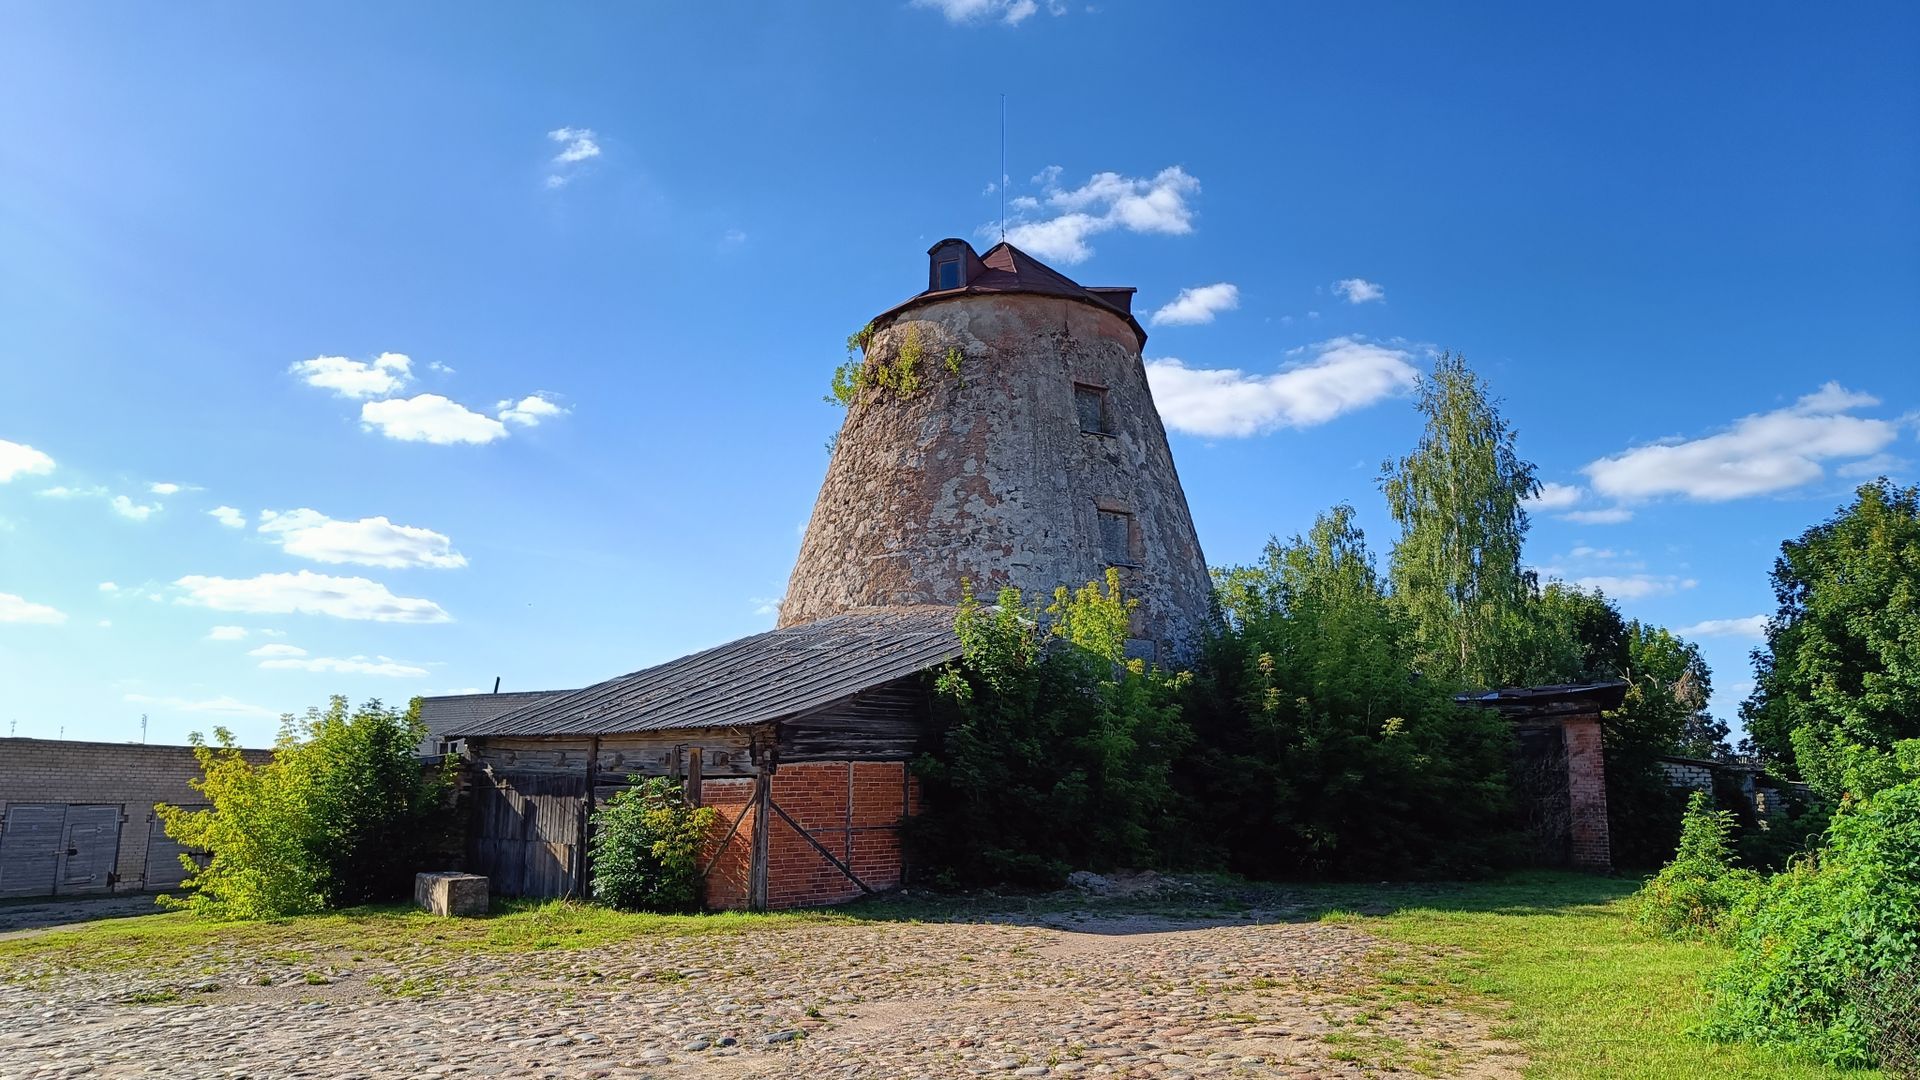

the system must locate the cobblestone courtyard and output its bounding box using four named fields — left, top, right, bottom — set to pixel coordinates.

left=0, top=905, right=1520, bottom=1079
